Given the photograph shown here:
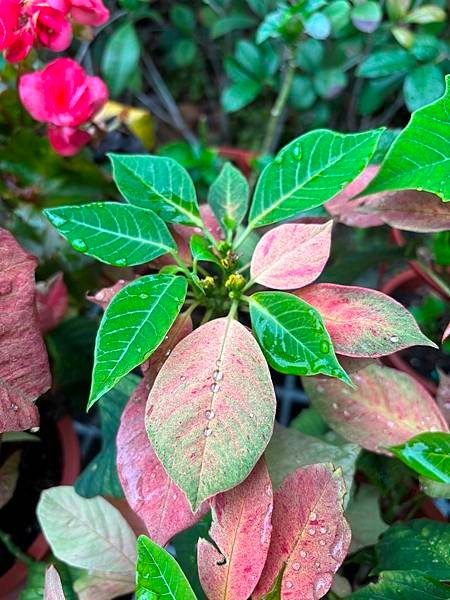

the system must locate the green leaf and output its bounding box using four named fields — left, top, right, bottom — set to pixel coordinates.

left=404, top=65, right=446, bottom=112
left=44, top=203, right=176, bottom=267
left=304, top=12, right=331, bottom=39
left=136, top=535, right=197, bottom=600
left=109, top=154, right=201, bottom=226
left=88, top=275, right=187, bottom=409
left=207, top=162, right=249, bottom=233
left=346, top=484, right=388, bottom=552
left=189, top=234, right=221, bottom=266
left=351, top=1, right=382, bottom=32
left=101, top=22, right=140, bottom=97
left=211, top=14, right=256, bottom=38
left=313, top=68, right=347, bottom=99
left=420, top=477, right=450, bottom=499
left=356, top=49, right=416, bottom=78
left=248, top=128, right=383, bottom=228
left=390, top=432, right=450, bottom=484
left=323, top=1, right=351, bottom=32
left=249, top=291, right=351, bottom=384
left=404, top=5, right=446, bottom=24
left=374, top=519, right=450, bottom=580
left=221, top=79, right=262, bottom=113
left=349, top=570, right=450, bottom=599
left=364, top=76, right=450, bottom=201
left=76, top=374, right=140, bottom=498
left=289, top=75, right=317, bottom=110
